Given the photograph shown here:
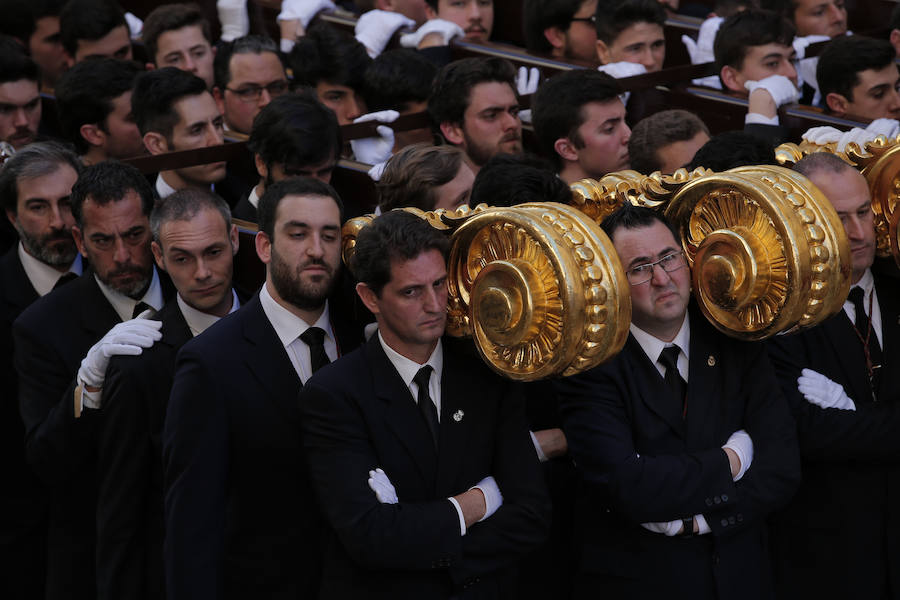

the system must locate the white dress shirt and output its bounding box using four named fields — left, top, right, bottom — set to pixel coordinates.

left=247, top=186, right=260, bottom=210
left=95, top=267, right=165, bottom=322
left=378, top=331, right=443, bottom=419
left=177, top=289, right=240, bottom=337
left=18, top=242, right=83, bottom=297
left=843, top=268, right=883, bottom=348
left=258, top=282, right=337, bottom=383
left=155, top=173, right=178, bottom=200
